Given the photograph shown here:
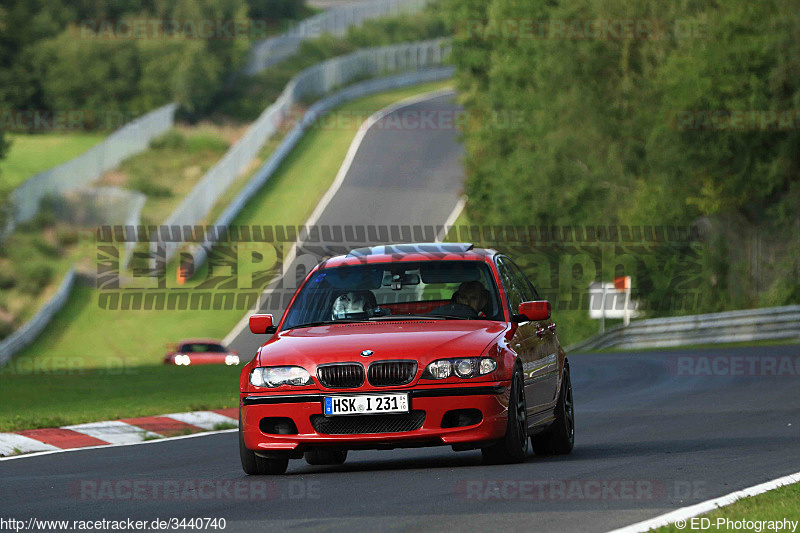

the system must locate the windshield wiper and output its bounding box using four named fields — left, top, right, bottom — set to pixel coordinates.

left=285, top=319, right=366, bottom=330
